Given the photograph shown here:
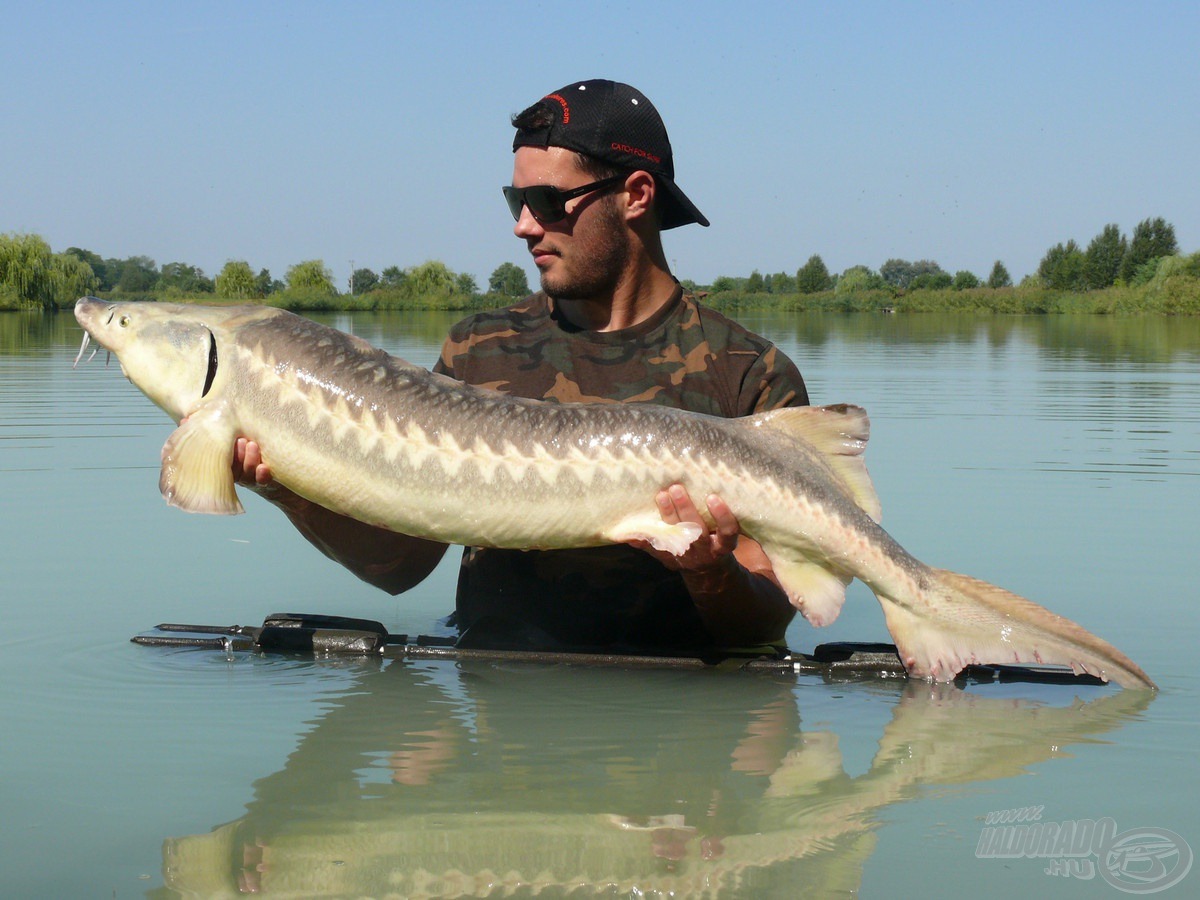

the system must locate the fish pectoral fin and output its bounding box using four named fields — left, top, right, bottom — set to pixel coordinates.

left=764, top=550, right=852, bottom=626
left=878, top=568, right=1156, bottom=690
left=604, top=514, right=704, bottom=556
left=159, top=405, right=244, bottom=515
left=750, top=405, right=881, bottom=523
